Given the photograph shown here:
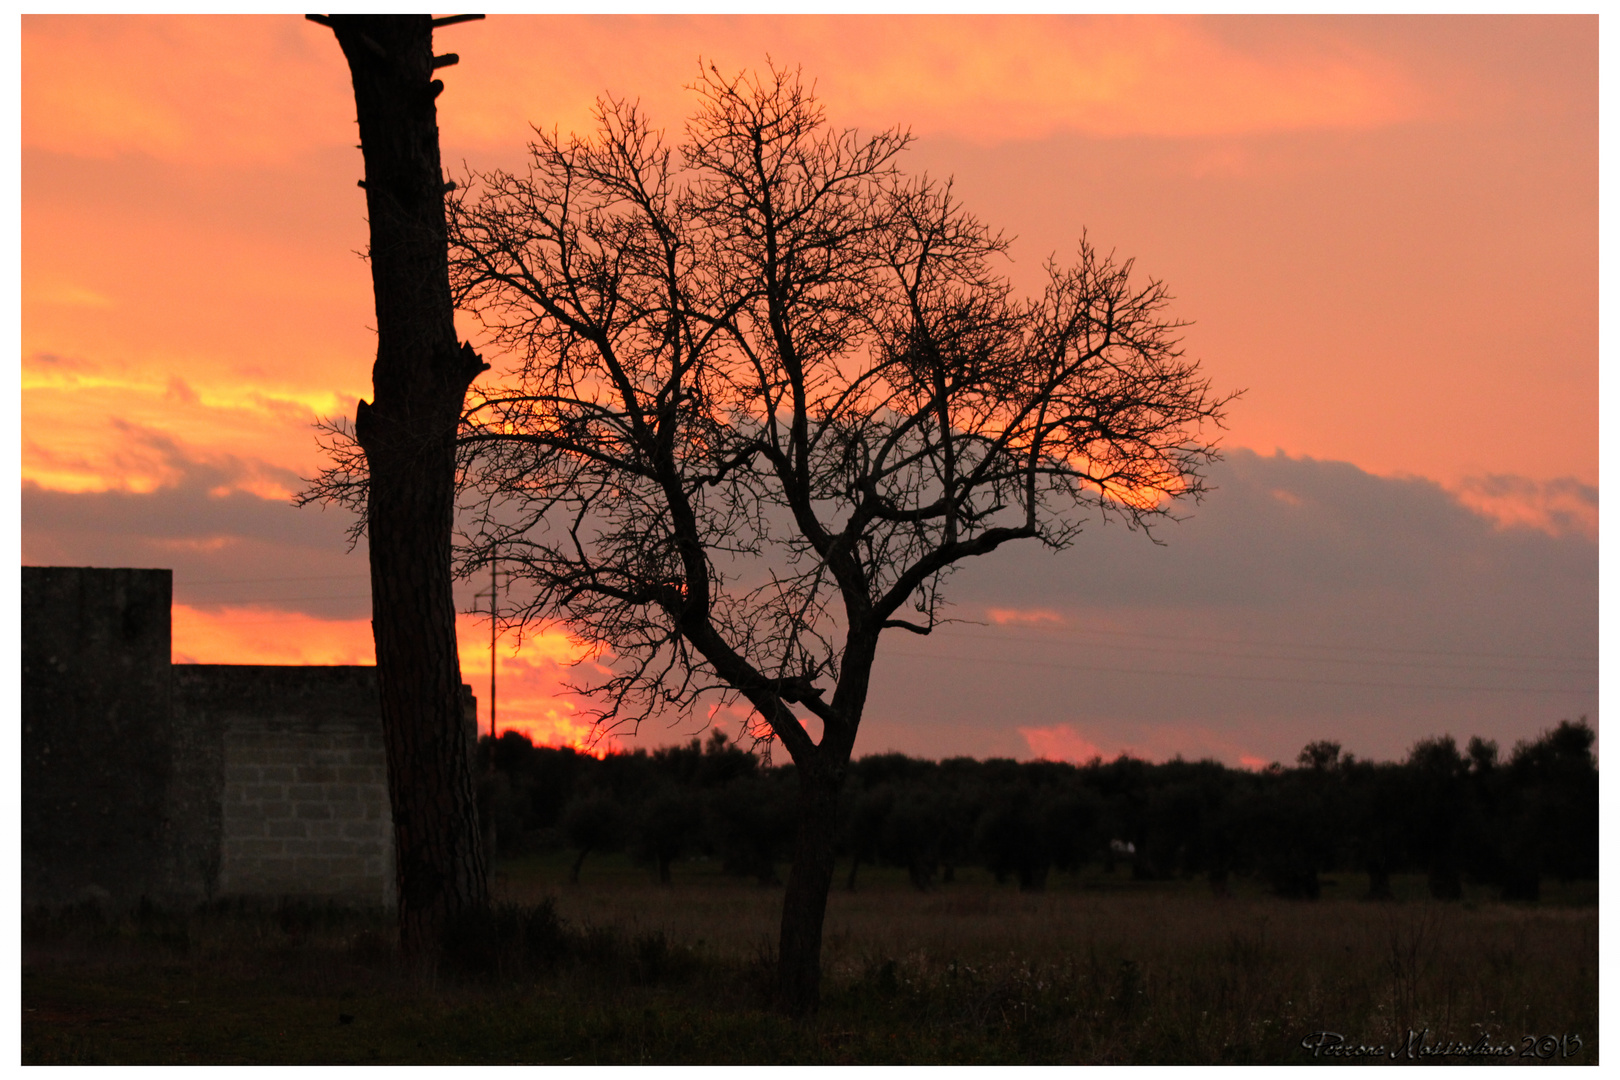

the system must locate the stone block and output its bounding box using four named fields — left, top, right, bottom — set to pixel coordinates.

left=325, top=855, right=366, bottom=878
left=222, top=801, right=262, bottom=822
